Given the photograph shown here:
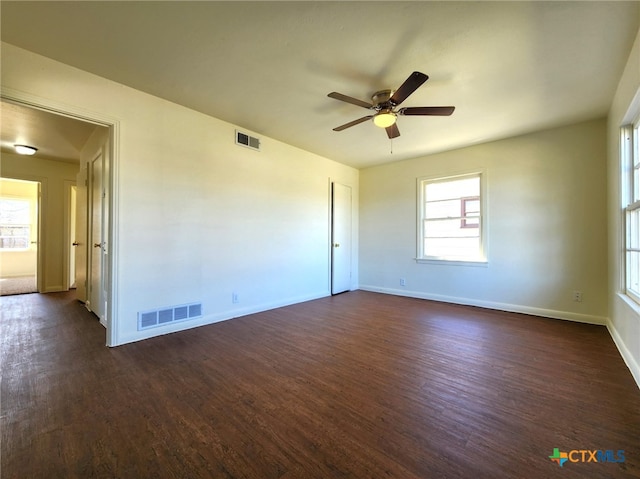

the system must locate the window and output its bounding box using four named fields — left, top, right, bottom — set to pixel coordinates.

left=417, top=172, right=486, bottom=263
left=623, top=120, right=640, bottom=304
left=0, top=198, right=31, bottom=250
